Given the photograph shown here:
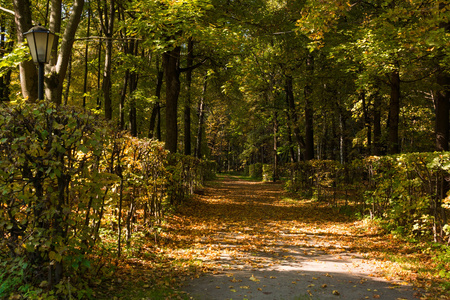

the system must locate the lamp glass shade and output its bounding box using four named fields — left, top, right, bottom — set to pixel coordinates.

left=24, top=26, right=55, bottom=64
